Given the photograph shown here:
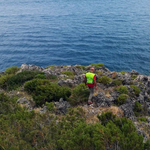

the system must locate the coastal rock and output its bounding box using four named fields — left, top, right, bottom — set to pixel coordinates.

left=93, top=91, right=114, bottom=107
left=131, top=70, right=139, bottom=75
left=39, top=106, right=48, bottom=114
left=20, top=64, right=44, bottom=72
left=54, top=98, right=70, bottom=114
left=58, top=79, right=75, bottom=87
left=17, top=97, right=33, bottom=111
left=119, top=103, right=135, bottom=119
